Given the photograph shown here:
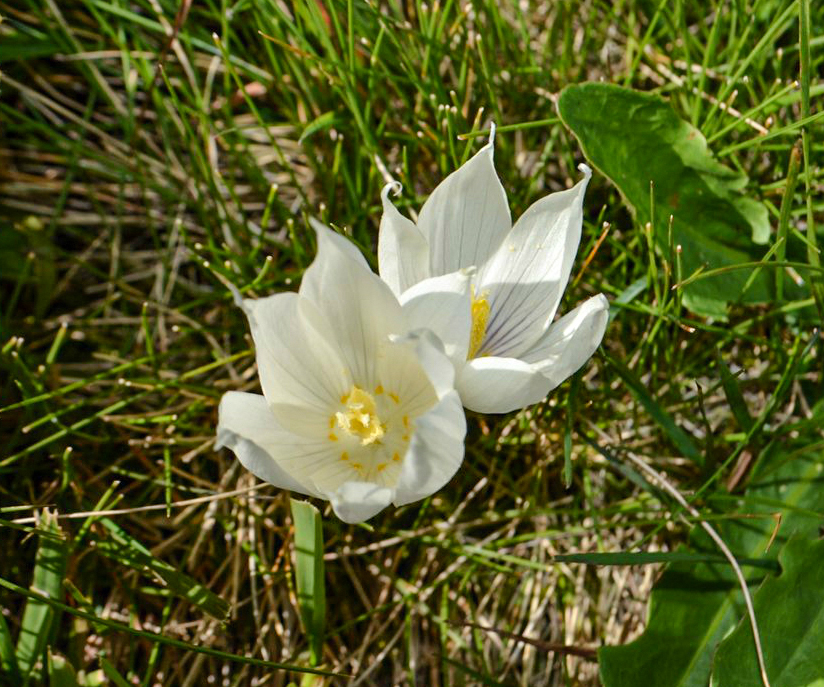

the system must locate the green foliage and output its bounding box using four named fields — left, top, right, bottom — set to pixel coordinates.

left=16, top=513, right=67, bottom=685
left=712, top=535, right=824, bottom=687
left=290, top=499, right=326, bottom=667
left=91, top=518, right=230, bottom=621
left=598, top=448, right=824, bottom=687
left=1, top=0, right=822, bottom=683
left=558, top=83, right=778, bottom=318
